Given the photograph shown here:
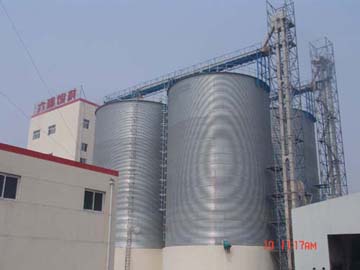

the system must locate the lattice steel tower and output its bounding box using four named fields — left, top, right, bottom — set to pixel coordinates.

left=266, top=1, right=312, bottom=269
left=310, top=38, right=348, bottom=200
